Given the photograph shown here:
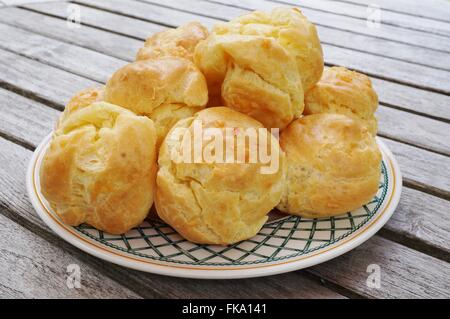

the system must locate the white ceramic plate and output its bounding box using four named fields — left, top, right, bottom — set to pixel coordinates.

left=27, top=134, right=401, bottom=279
